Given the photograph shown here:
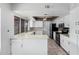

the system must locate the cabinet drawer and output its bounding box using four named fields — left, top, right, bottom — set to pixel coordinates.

left=70, top=42, right=78, bottom=55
